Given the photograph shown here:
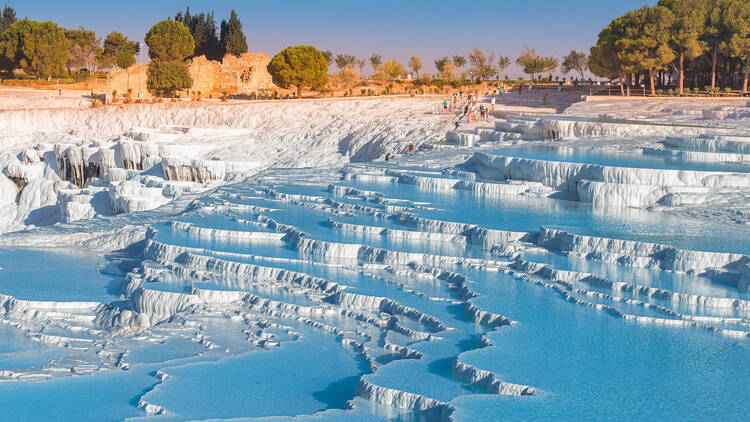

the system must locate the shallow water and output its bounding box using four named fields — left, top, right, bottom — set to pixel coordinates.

left=1, top=133, right=749, bottom=420
left=487, top=144, right=750, bottom=172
